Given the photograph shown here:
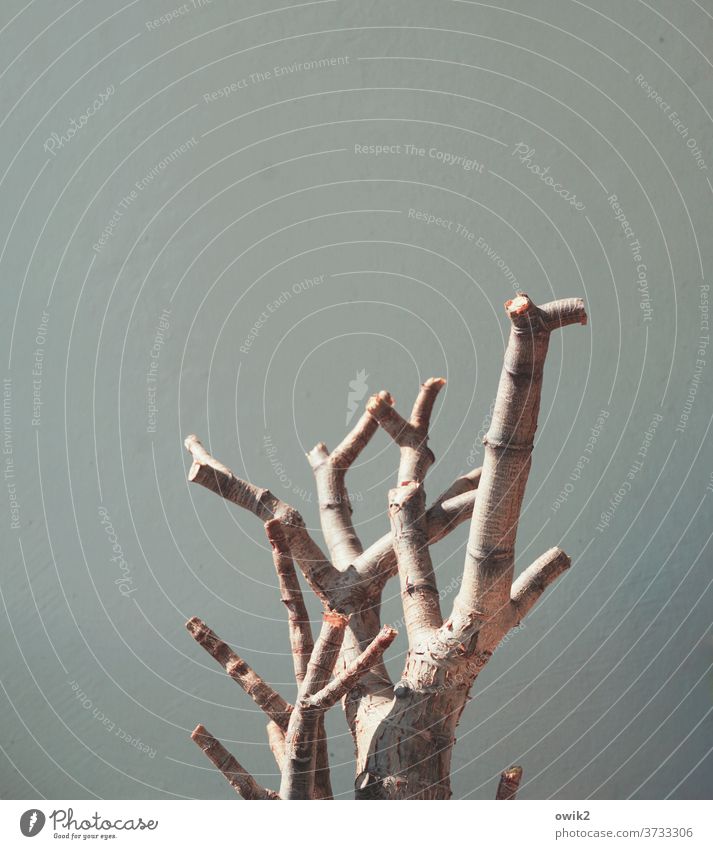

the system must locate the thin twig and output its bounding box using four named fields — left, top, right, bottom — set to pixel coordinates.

left=367, top=378, right=445, bottom=484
